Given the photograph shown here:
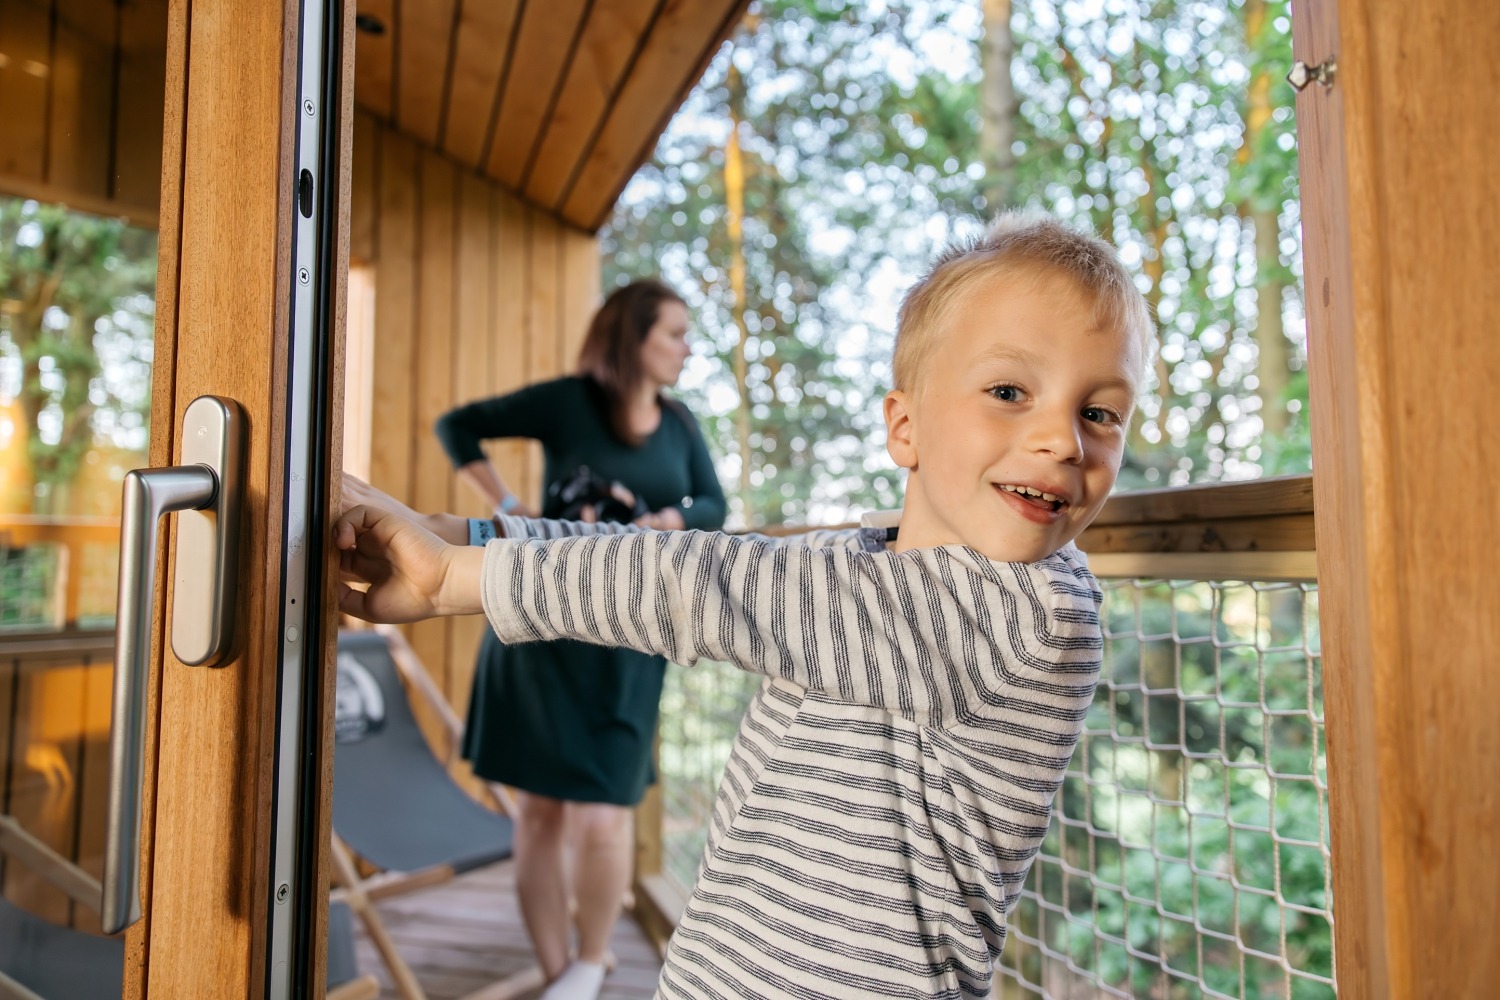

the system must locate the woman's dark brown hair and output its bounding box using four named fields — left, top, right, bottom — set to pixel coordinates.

left=576, top=278, right=686, bottom=446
